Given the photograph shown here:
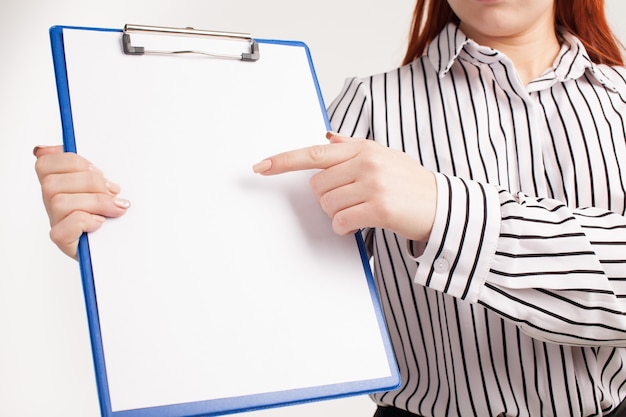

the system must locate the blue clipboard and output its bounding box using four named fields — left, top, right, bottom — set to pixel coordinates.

left=50, top=24, right=399, bottom=417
